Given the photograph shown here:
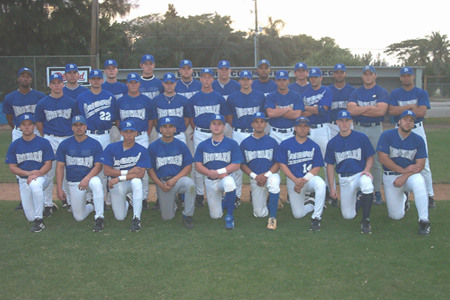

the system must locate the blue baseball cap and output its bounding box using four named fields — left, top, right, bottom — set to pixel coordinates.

left=127, top=72, right=140, bottom=82
left=252, top=112, right=266, bottom=122
left=210, top=114, right=225, bottom=124
left=104, top=59, right=118, bottom=68
left=258, top=59, right=271, bottom=67
left=65, top=63, right=78, bottom=72
left=334, top=64, right=346, bottom=71
left=160, top=117, right=176, bottom=126
left=141, top=54, right=155, bottom=63
left=72, top=115, right=87, bottom=125
left=239, top=70, right=252, bottom=79
left=294, top=62, right=308, bottom=71
left=120, top=120, right=137, bottom=131
left=363, top=65, right=376, bottom=74
left=275, top=70, right=289, bottom=80
left=18, top=114, right=35, bottom=124
left=201, top=68, right=214, bottom=76
left=162, top=72, right=176, bottom=83
left=217, top=60, right=231, bottom=69
left=179, top=59, right=193, bottom=68
left=295, top=116, right=310, bottom=126
left=308, top=67, right=322, bottom=77
left=400, top=67, right=414, bottom=75
left=49, top=73, right=64, bottom=82
left=400, top=110, right=416, bottom=119
left=89, top=69, right=103, bottom=79
left=337, top=110, right=352, bottom=120
left=17, top=67, right=32, bottom=77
